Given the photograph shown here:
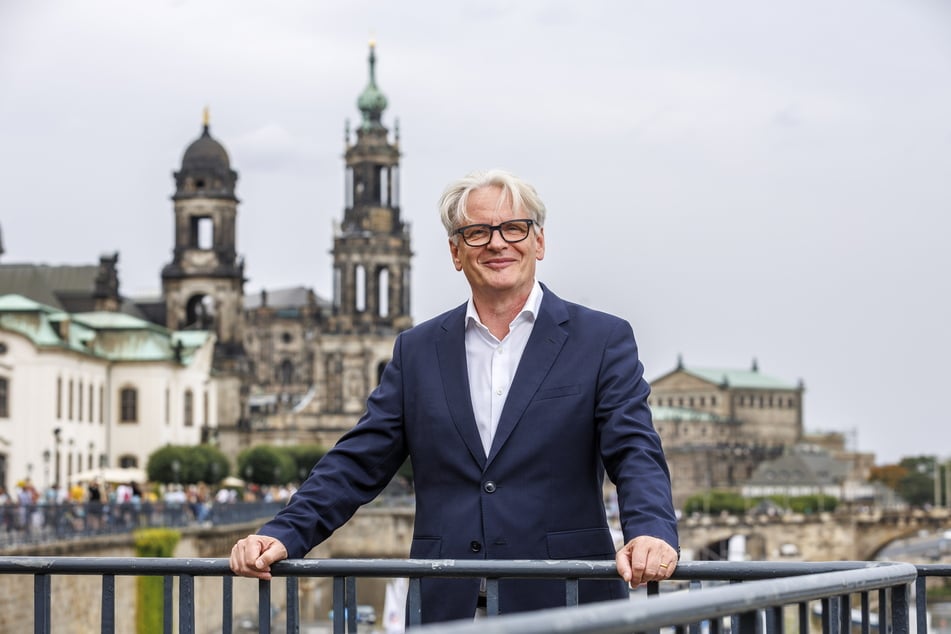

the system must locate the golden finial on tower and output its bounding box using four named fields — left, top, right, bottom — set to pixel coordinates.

left=202, top=106, right=210, bottom=129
